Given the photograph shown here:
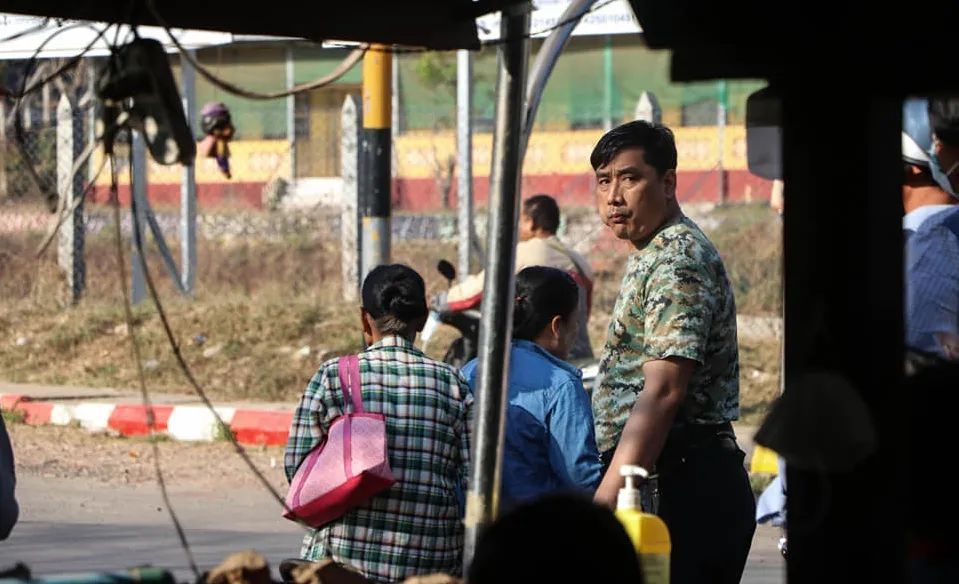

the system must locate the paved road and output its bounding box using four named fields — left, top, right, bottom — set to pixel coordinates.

left=3, top=475, right=784, bottom=582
